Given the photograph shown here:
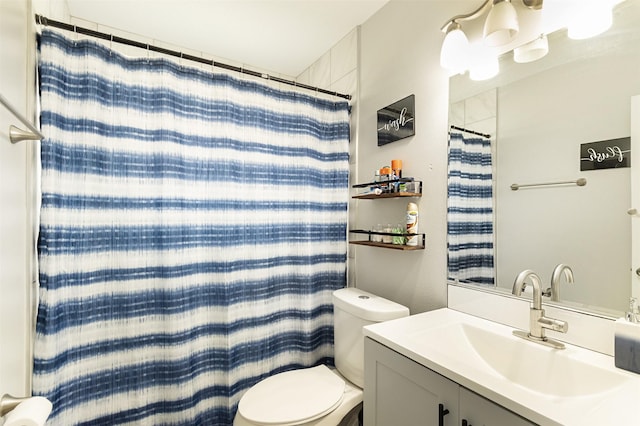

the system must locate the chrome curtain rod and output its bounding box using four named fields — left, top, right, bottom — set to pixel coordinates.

left=34, top=14, right=352, bottom=101
left=0, top=93, right=44, bottom=143
left=450, top=125, right=490, bottom=139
